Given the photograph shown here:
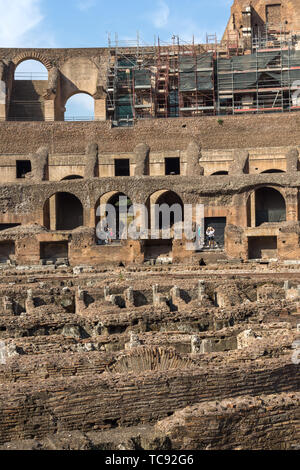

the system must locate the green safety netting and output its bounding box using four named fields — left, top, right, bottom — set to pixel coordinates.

left=218, top=50, right=300, bottom=90
left=178, top=53, right=213, bottom=72
left=282, top=50, right=300, bottom=67
left=179, top=71, right=213, bottom=91
left=117, top=58, right=136, bottom=68
left=116, top=105, right=133, bottom=119
left=117, top=69, right=132, bottom=82
left=178, top=53, right=213, bottom=92
left=168, top=90, right=179, bottom=117
left=218, top=51, right=280, bottom=72
left=116, top=94, right=133, bottom=119
left=134, top=69, right=151, bottom=87
left=219, top=69, right=300, bottom=90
